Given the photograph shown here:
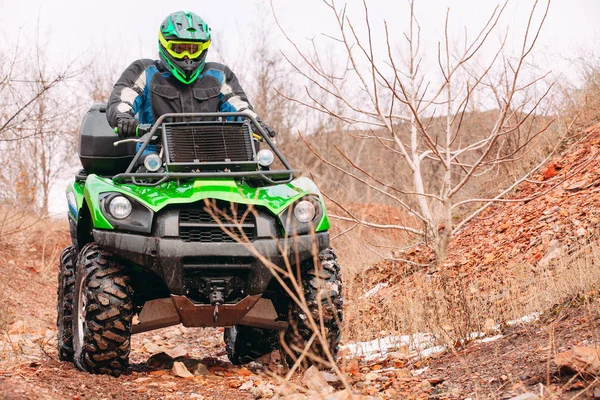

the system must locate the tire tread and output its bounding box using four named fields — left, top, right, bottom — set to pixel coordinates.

left=57, top=245, right=76, bottom=361
left=74, top=243, right=133, bottom=377
left=284, top=247, right=343, bottom=369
